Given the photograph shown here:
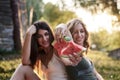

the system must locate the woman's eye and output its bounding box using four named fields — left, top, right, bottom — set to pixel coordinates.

left=36, top=34, right=42, bottom=38
left=73, top=31, right=77, bottom=34
left=80, top=30, right=84, bottom=33
left=45, top=32, right=49, bottom=36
